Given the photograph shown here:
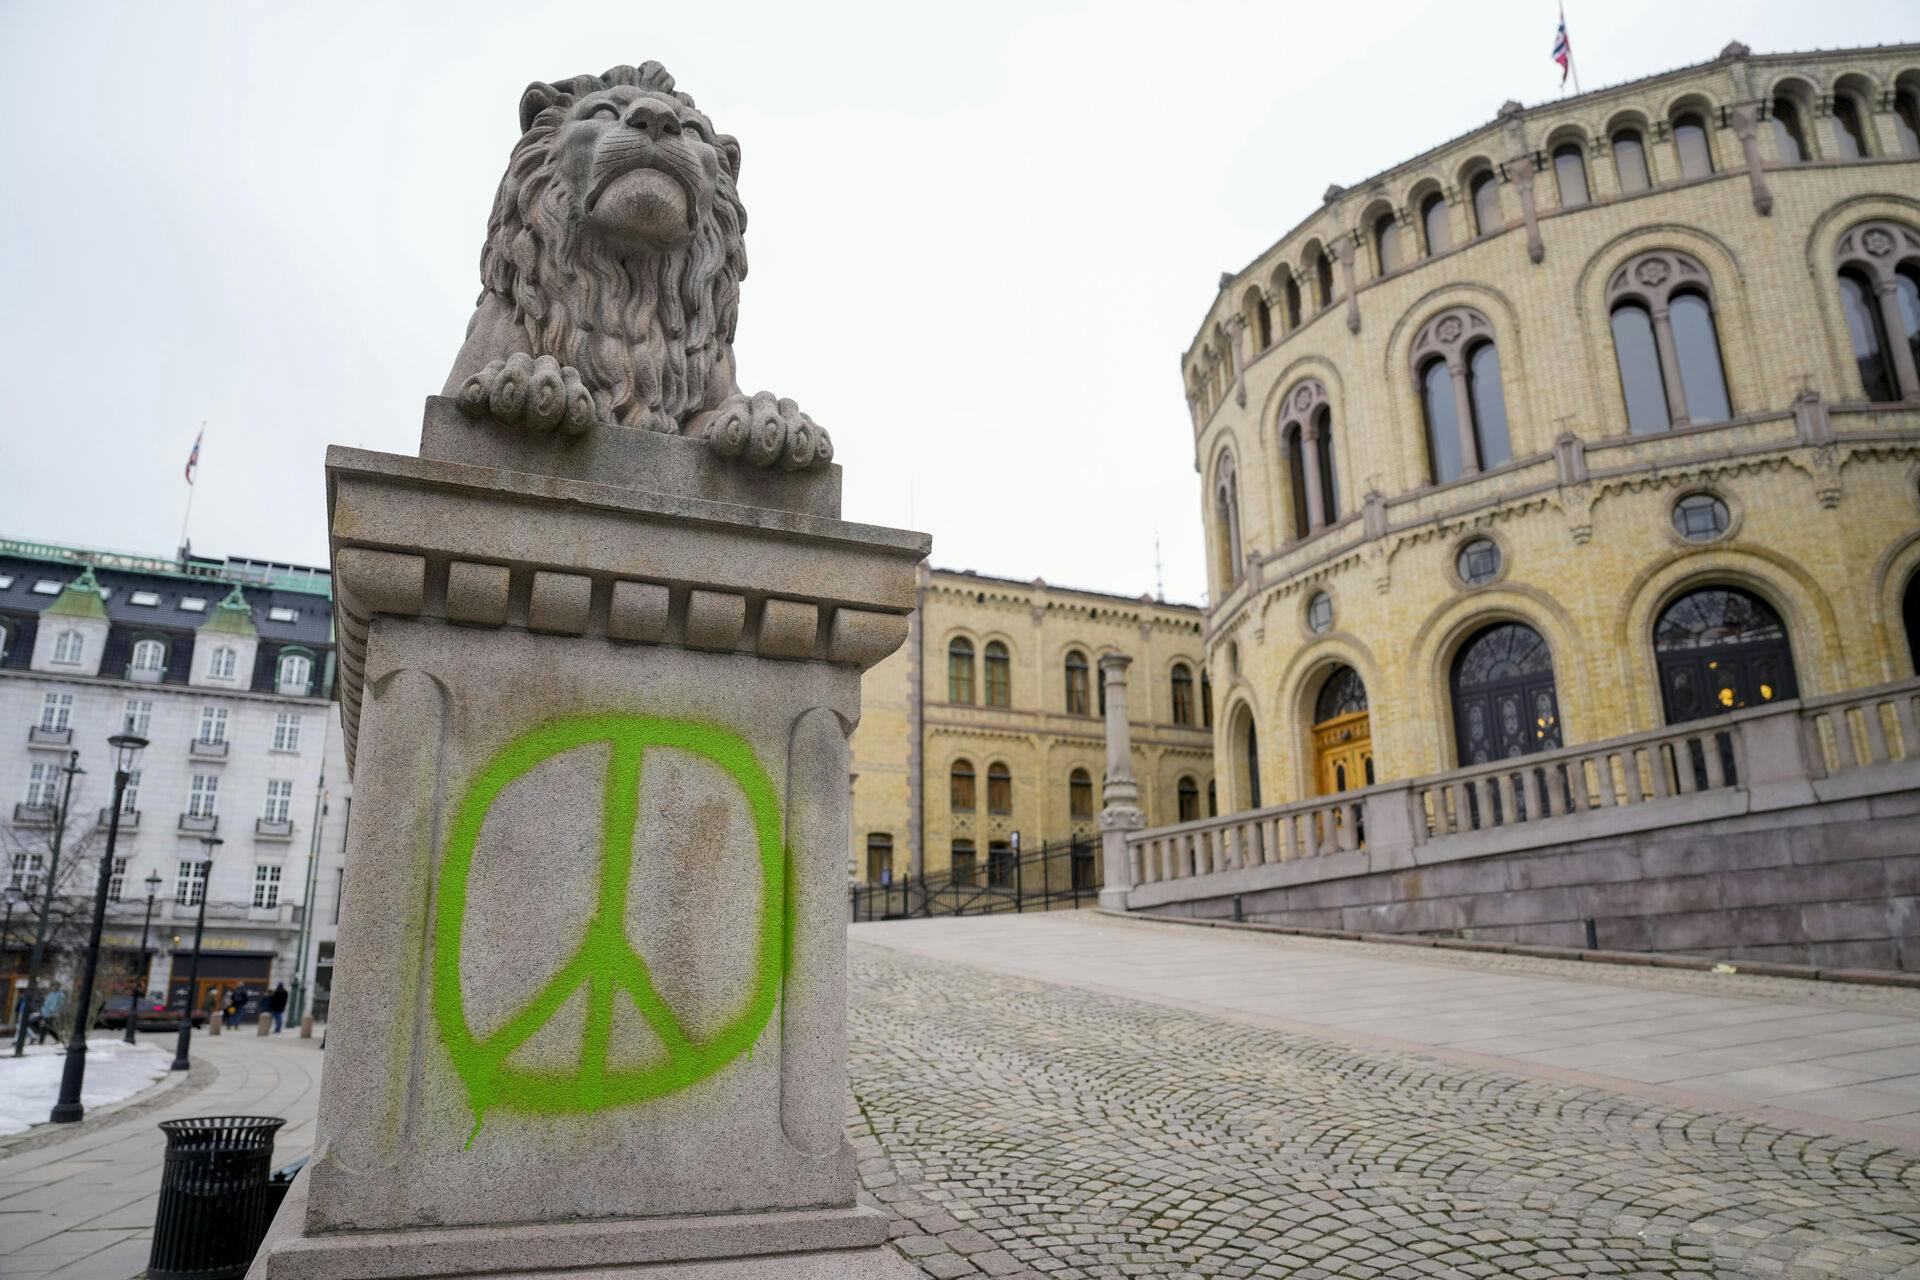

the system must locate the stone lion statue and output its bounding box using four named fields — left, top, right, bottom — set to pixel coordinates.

left=444, top=61, right=829, bottom=470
